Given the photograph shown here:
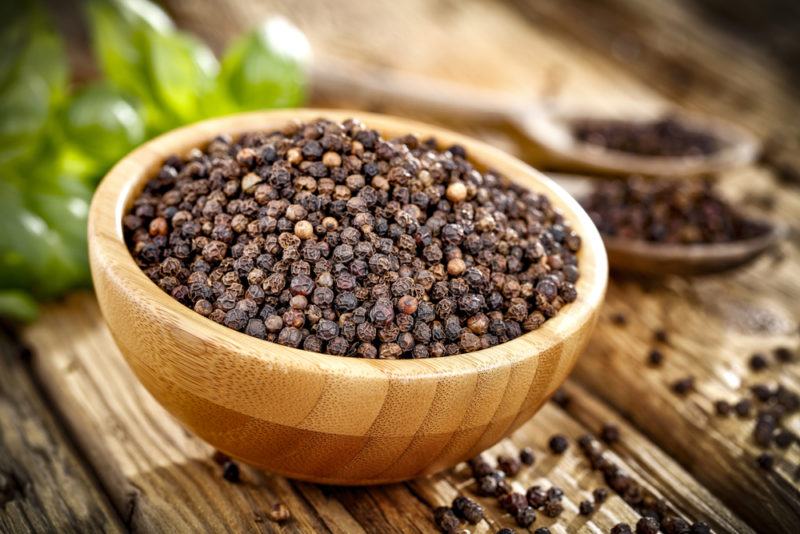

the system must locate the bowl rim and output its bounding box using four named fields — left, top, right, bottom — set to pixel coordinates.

left=89, top=109, right=608, bottom=380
